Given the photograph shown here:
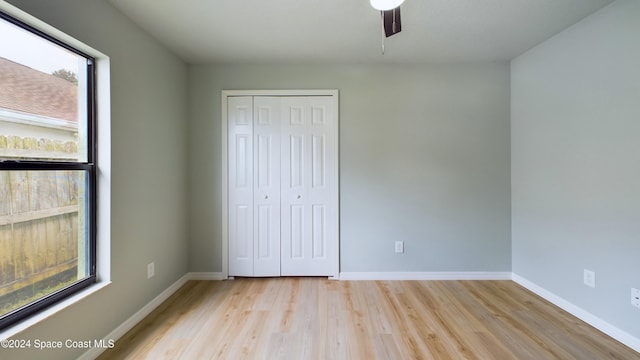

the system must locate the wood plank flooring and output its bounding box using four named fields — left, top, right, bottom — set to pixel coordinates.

left=96, top=278, right=639, bottom=360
